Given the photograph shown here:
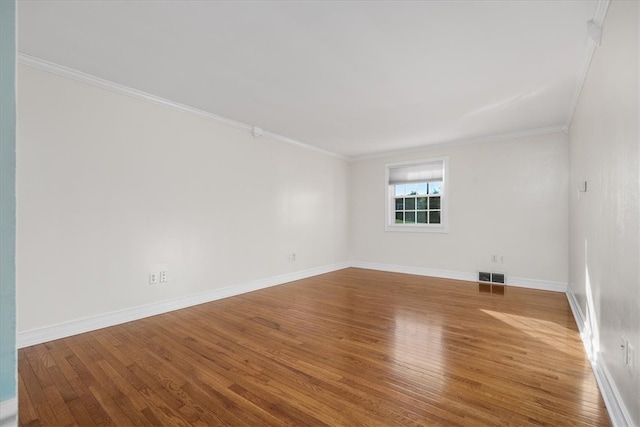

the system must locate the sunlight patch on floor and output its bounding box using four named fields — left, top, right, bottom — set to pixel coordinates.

left=480, top=309, right=579, bottom=356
